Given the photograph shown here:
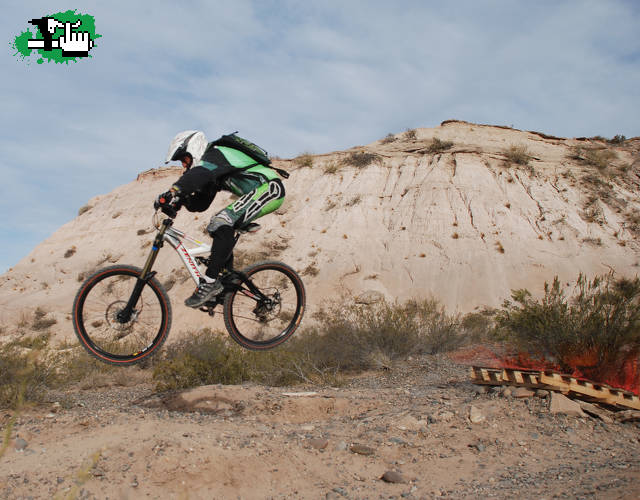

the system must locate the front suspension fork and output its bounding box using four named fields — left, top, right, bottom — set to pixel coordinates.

left=117, top=219, right=171, bottom=323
